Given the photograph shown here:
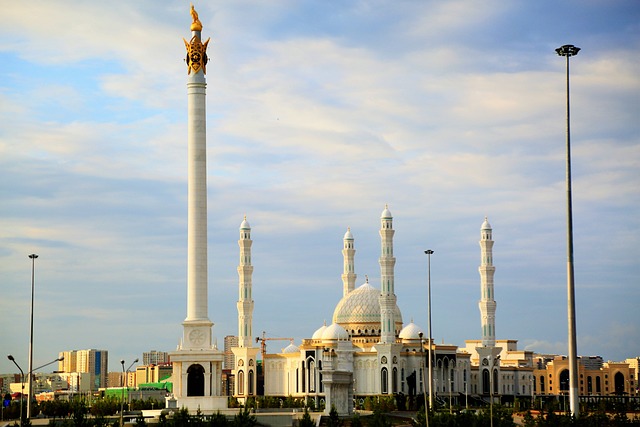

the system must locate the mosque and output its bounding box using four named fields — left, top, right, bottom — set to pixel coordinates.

left=167, top=6, right=536, bottom=415
left=231, top=210, right=536, bottom=415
